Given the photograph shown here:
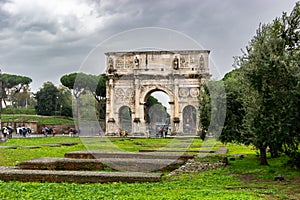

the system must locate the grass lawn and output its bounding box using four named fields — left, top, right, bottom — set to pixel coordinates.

left=0, top=137, right=299, bottom=200
left=2, top=114, right=74, bottom=124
